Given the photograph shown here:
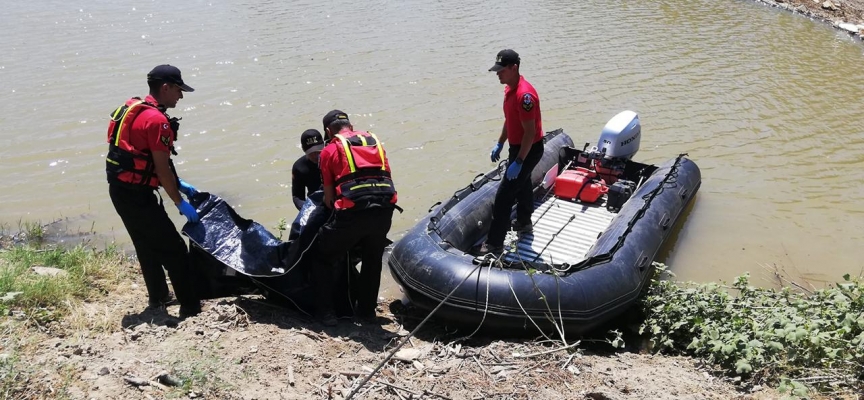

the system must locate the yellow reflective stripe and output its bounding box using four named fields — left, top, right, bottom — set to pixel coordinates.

left=335, top=134, right=356, bottom=173
left=106, top=158, right=120, bottom=165
left=359, top=135, right=368, bottom=146
left=351, top=184, right=373, bottom=190
left=110, top=106, right=124, bottom=120
left=368, top=133, right=386, bottom=171
left=113, top=101, right=145, bottom=146
left=350, top=183, right=391, bottom=190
